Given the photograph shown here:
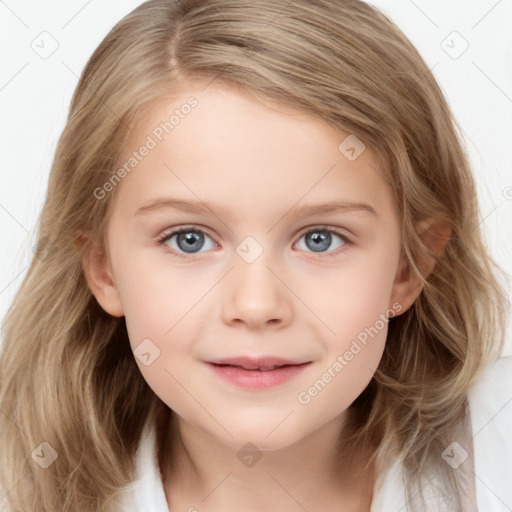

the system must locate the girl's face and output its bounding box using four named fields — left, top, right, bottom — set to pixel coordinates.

left=93, top=82, right=417, bottom=450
